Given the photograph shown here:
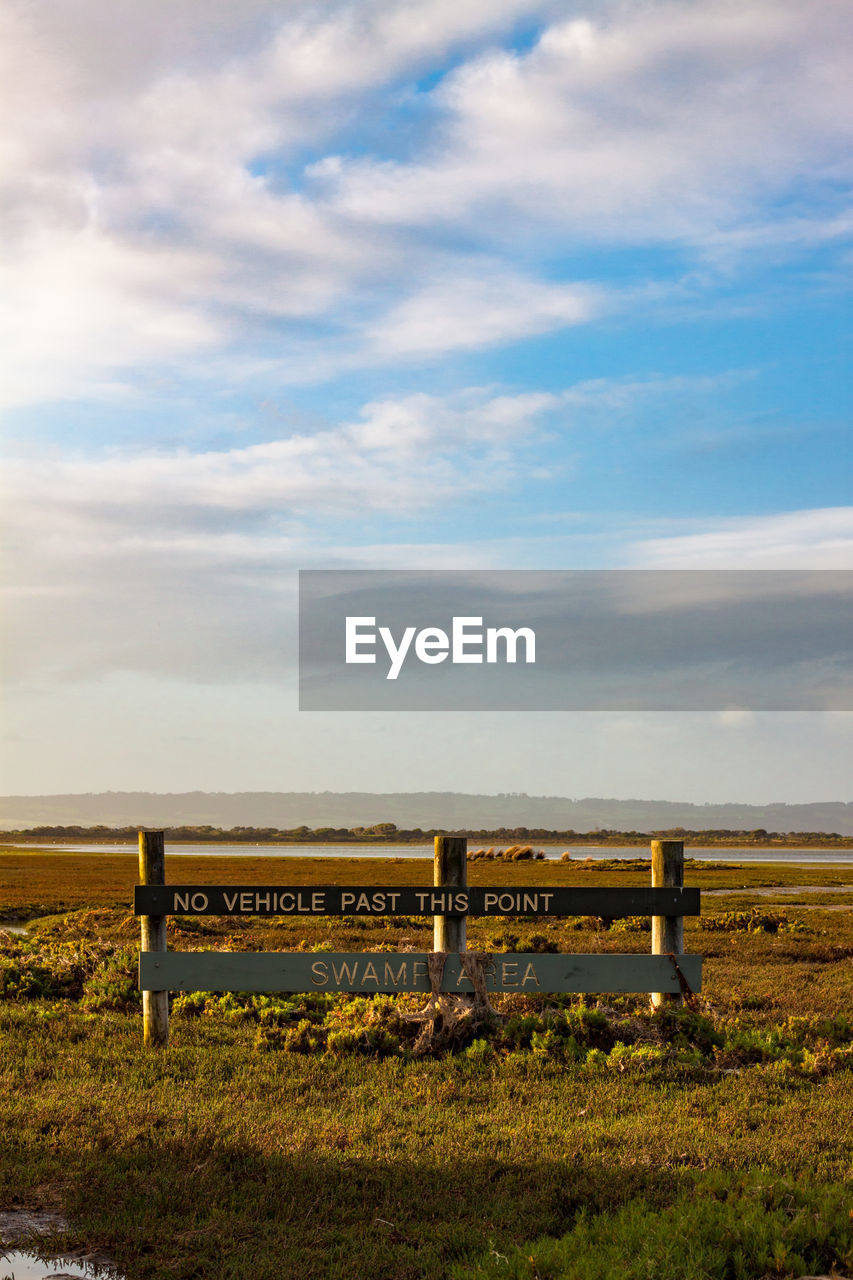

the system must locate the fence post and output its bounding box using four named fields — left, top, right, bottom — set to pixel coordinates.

left=433, top=835, right=467, bottom=952
left=139, top=830, right=169, bottom=1047
left=651, top=839, right=684, bottom=1008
